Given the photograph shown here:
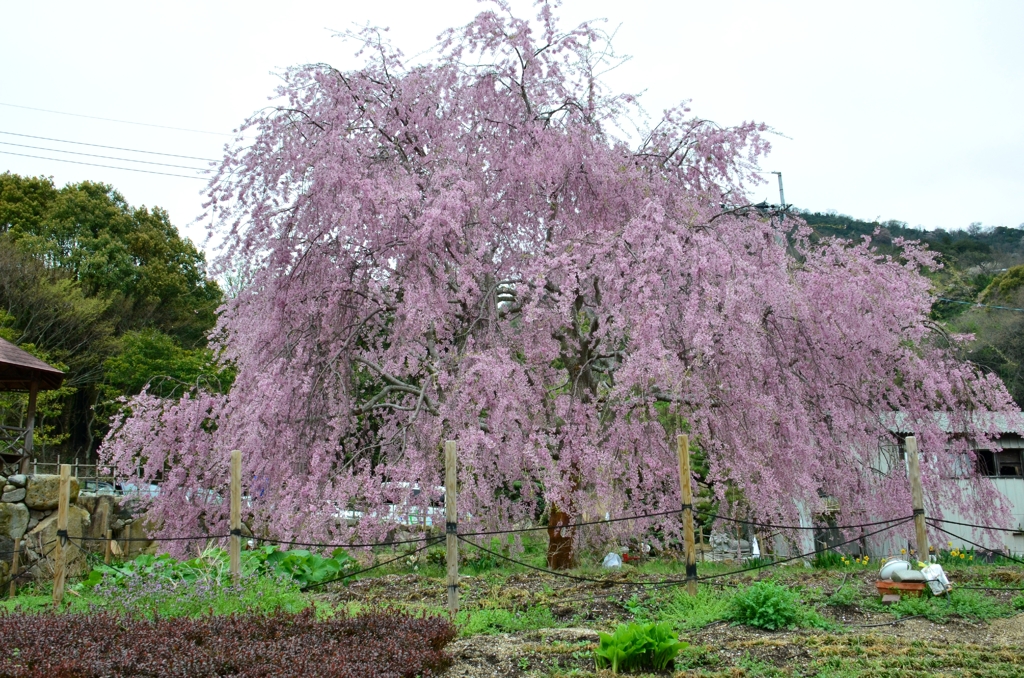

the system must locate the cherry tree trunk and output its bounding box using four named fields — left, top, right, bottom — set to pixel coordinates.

left=546, top=504, right=576, bottom=570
